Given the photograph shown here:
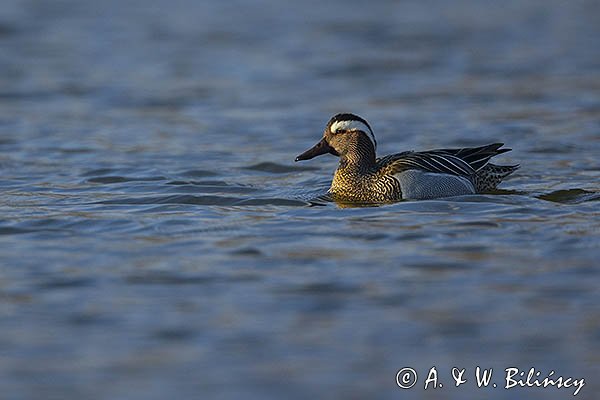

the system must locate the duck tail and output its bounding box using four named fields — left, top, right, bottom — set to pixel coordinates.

left=474, top=163, right=519, bottom=192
